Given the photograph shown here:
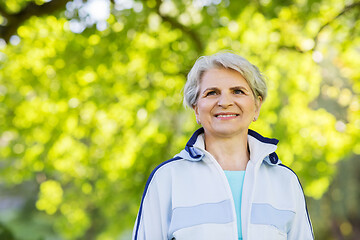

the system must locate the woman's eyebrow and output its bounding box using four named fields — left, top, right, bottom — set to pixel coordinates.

left=230, top=86, right=249, bottom=91
left=202, top=87, right=219, bottom=93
